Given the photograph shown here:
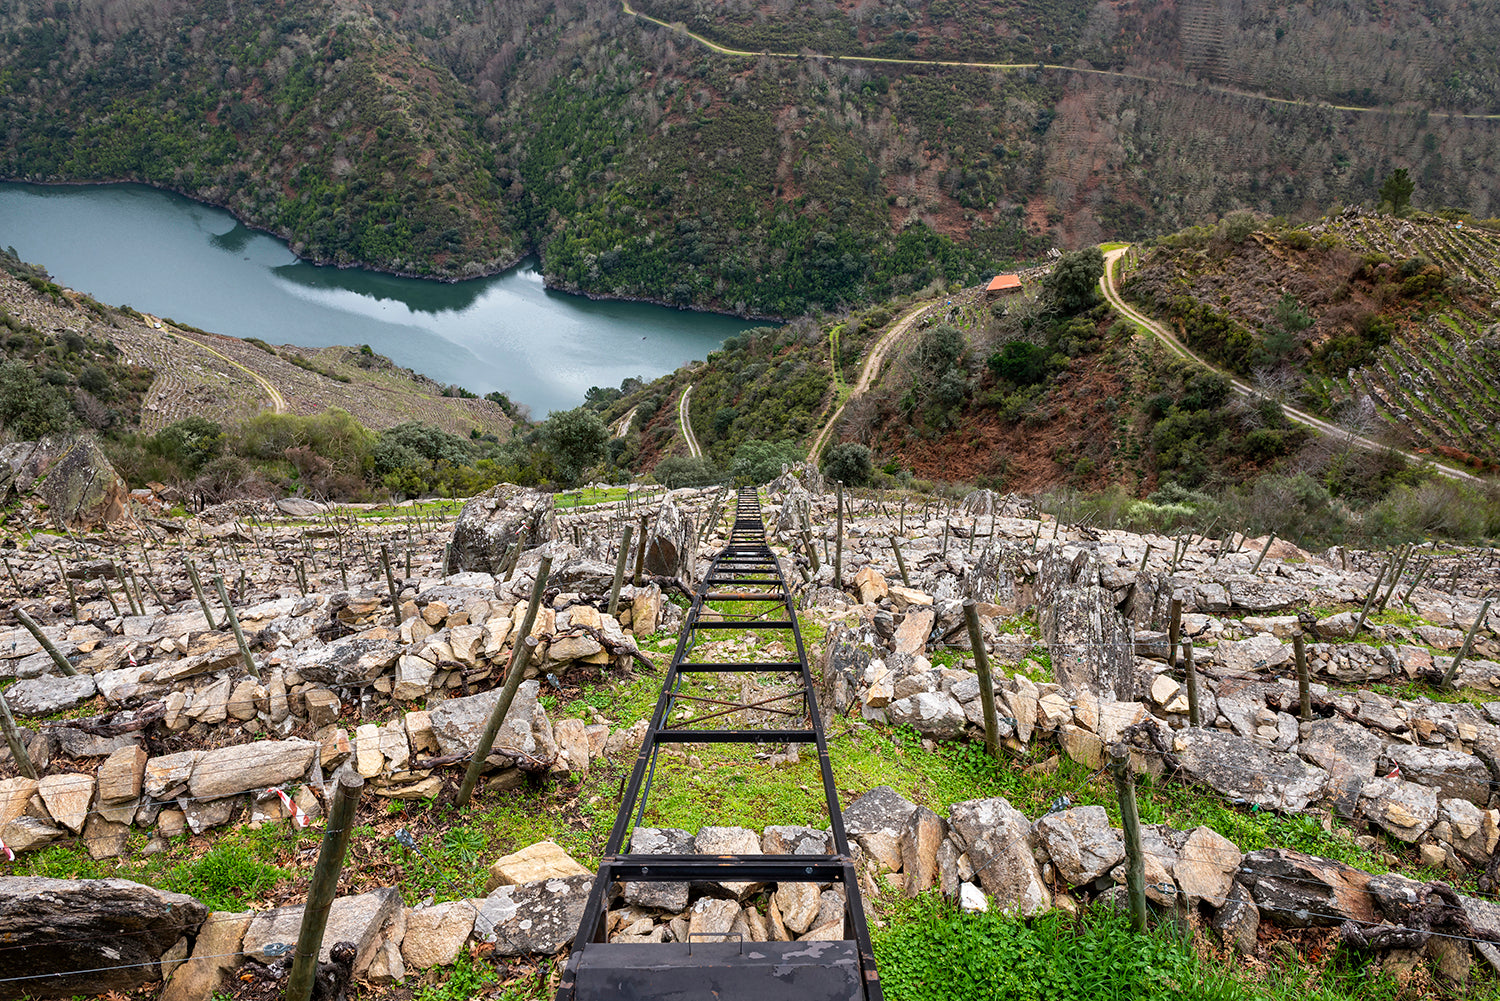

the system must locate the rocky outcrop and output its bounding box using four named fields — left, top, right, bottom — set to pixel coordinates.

left=445, top=484, right=554, bottom=575
left=947, top=797, right=1050, bottom=916
left=0, top=877, right=207, bottom=998
left=0, top=435, right=131, bottom=529
left=1175, top=728, right=1329, bottom=812
left=1036, top=548, right=1136, bottom=700
left=642, top=495, right=697, bottom=580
